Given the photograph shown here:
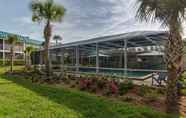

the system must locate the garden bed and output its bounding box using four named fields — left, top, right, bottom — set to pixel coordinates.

left=5, top=70, right=168, bottom=113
